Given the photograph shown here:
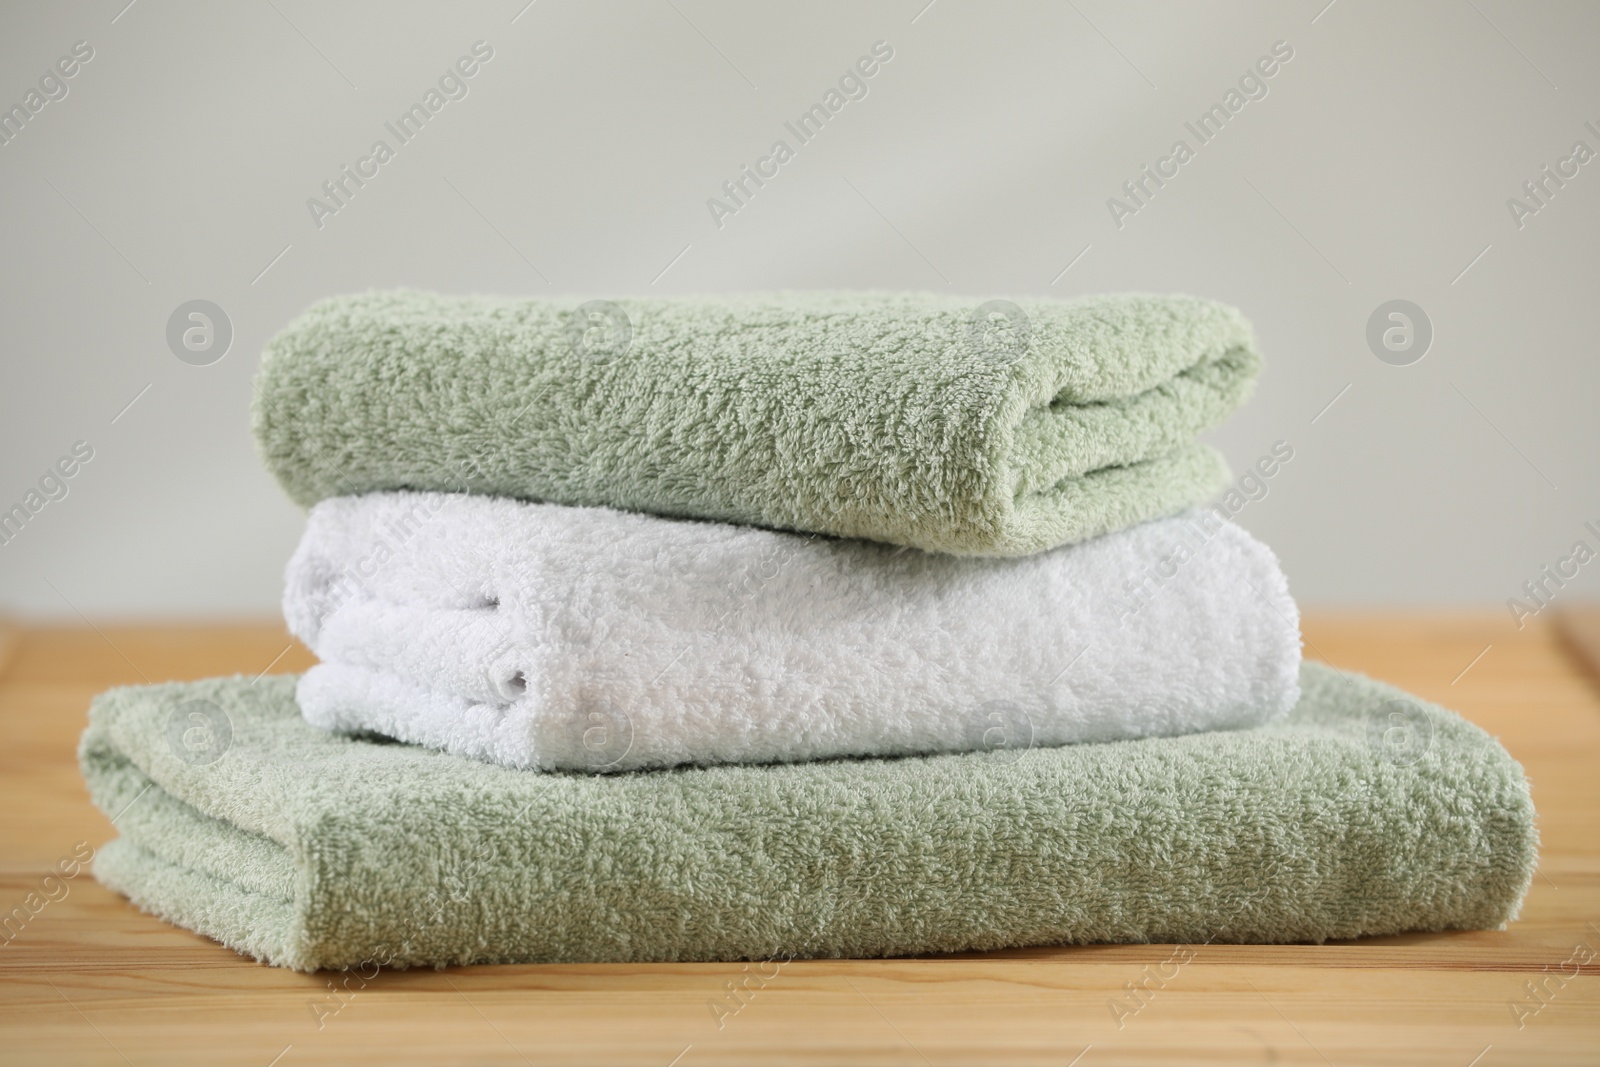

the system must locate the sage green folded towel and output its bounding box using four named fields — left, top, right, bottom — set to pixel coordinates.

left=253, top=290, right=1259, bottom=555
left=80, top=663, right=1535, bottom=970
